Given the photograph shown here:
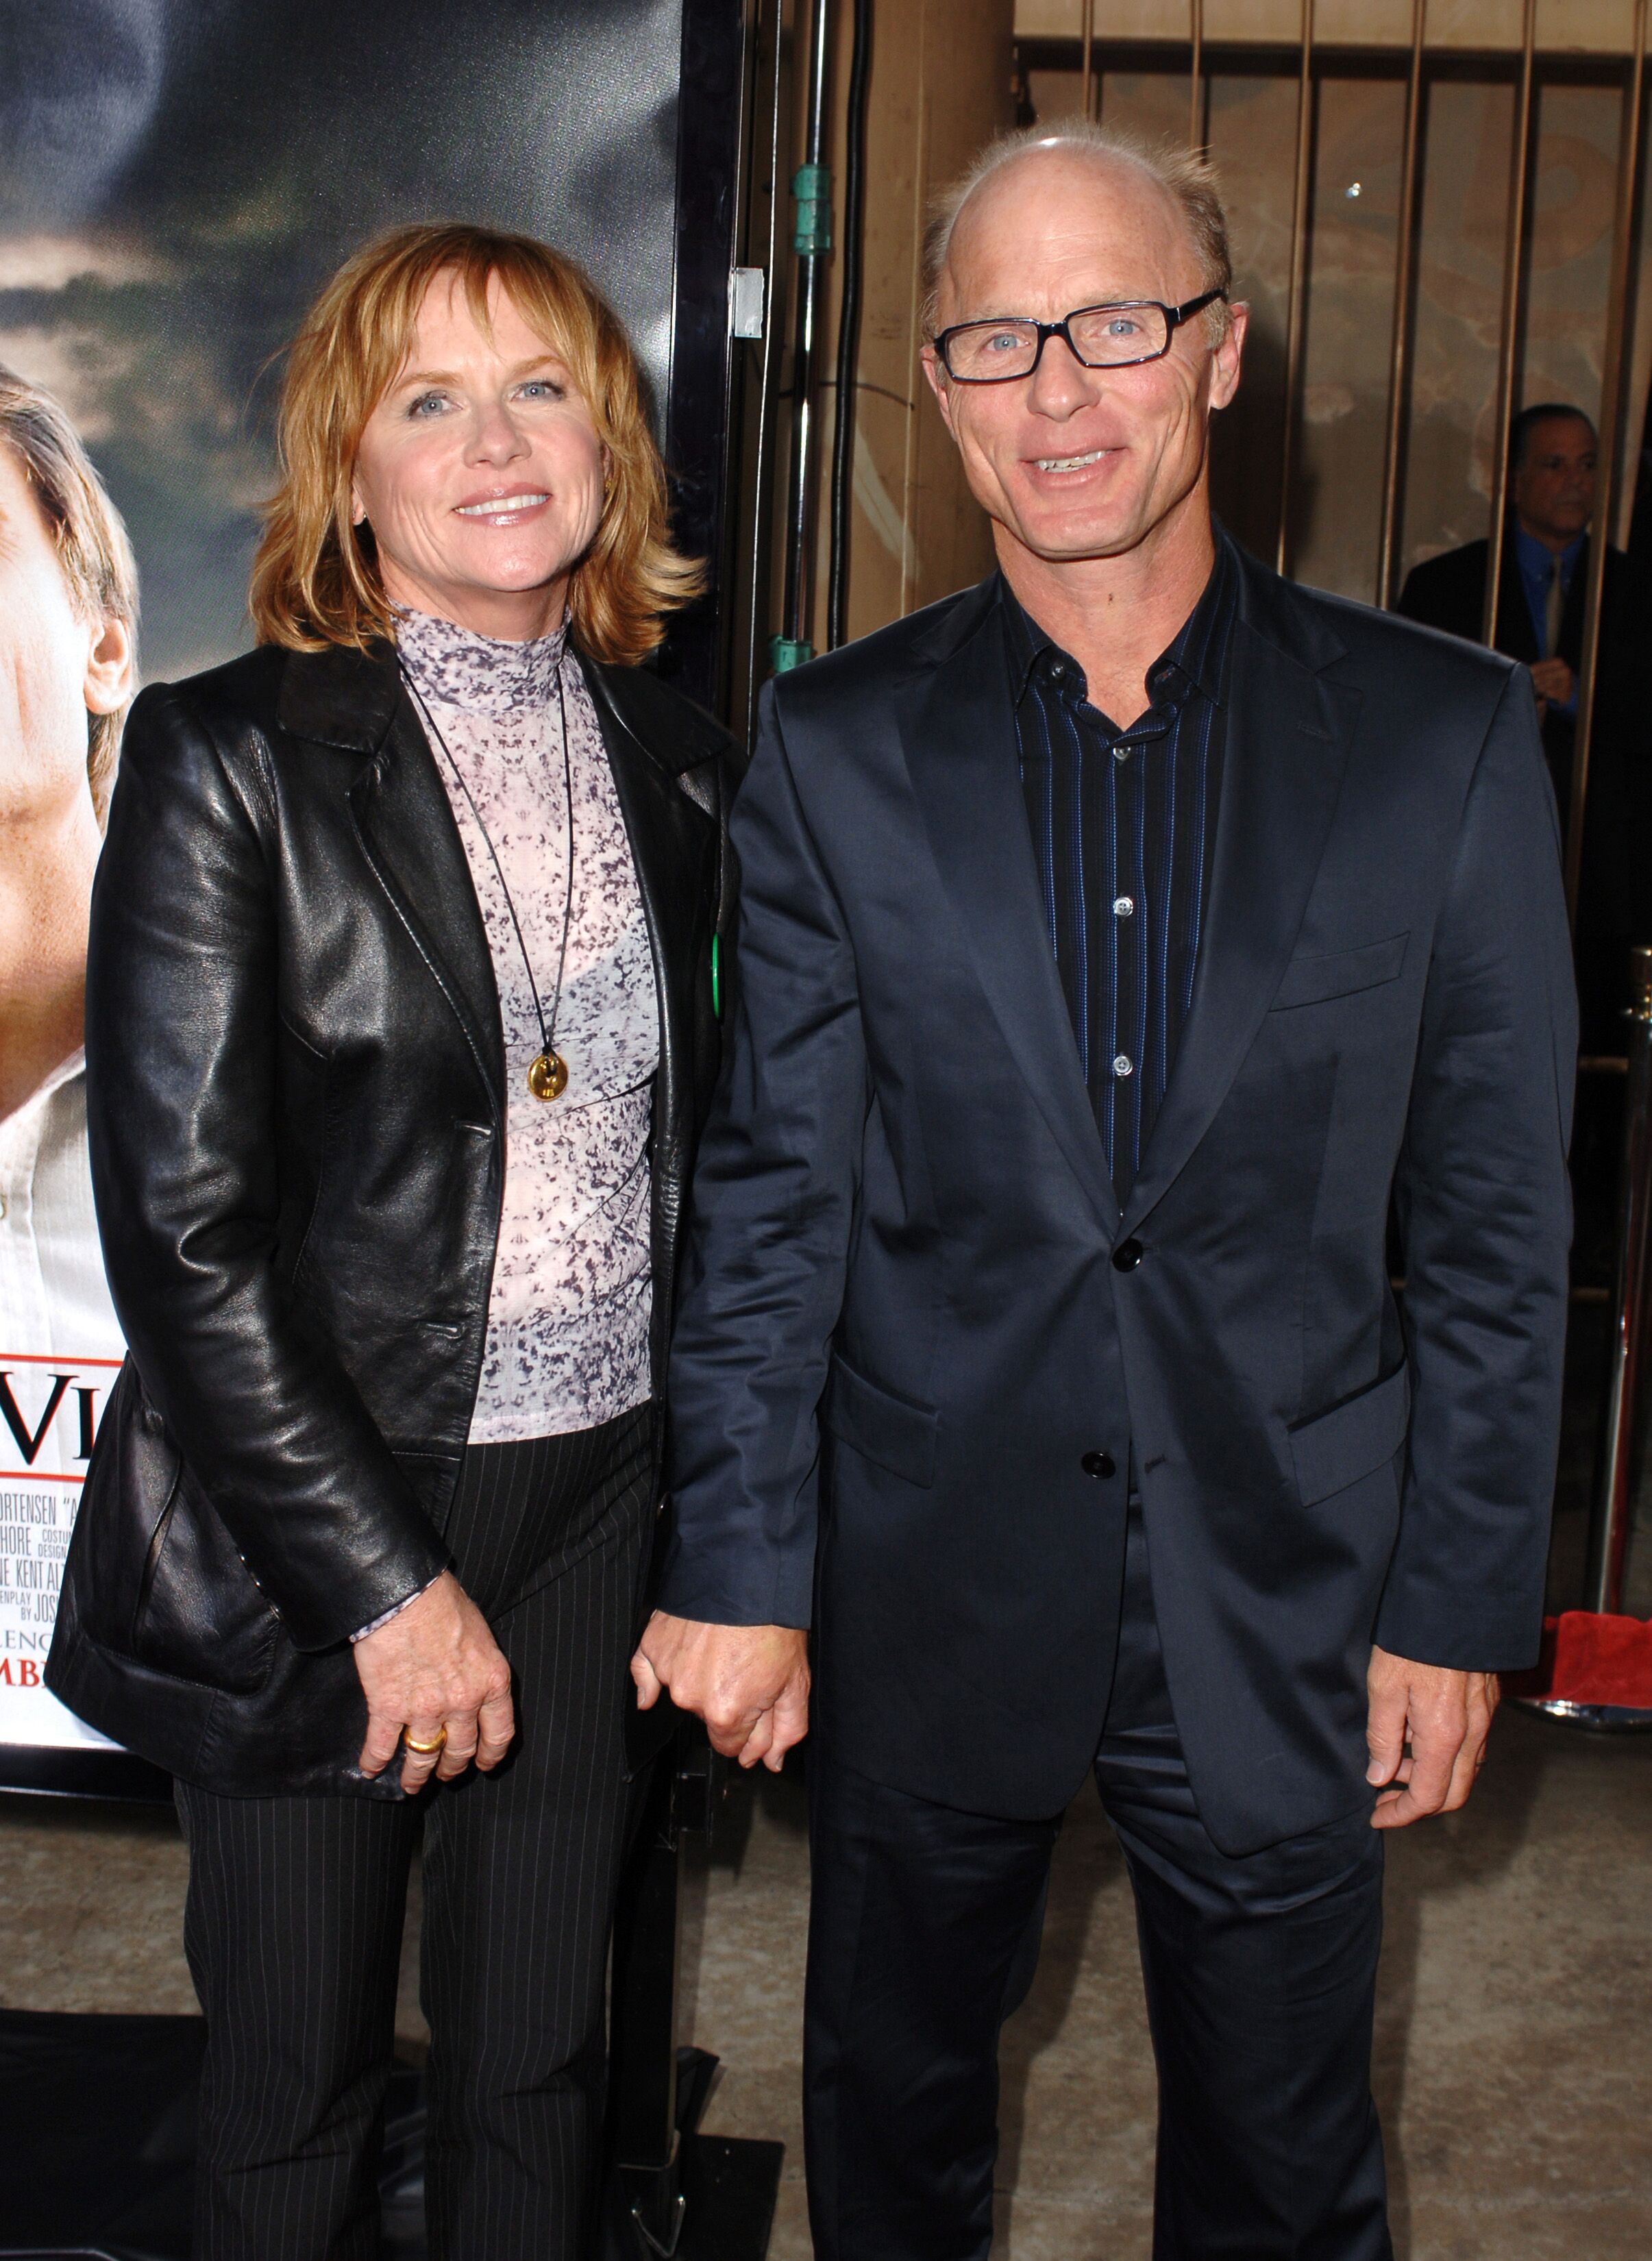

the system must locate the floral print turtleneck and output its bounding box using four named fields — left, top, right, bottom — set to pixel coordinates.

left=397, top=608, right=657, bottom=1441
